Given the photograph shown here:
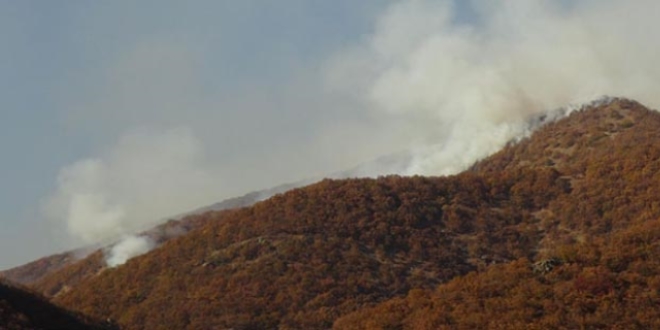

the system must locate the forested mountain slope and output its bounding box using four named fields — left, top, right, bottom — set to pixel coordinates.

left=337, top=98, right=660, bottom=328
left=7, top=98, right=660, bottom=329
left=51, top=167, right=568, bottom=329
